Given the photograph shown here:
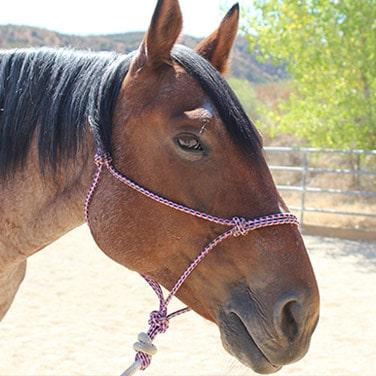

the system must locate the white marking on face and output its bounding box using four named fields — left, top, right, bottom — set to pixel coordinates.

left=199, top=102, right=215, bottom=134
left=182, top=101, right=215, bottom=134
left=200, top=102, right=215, bottom=120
